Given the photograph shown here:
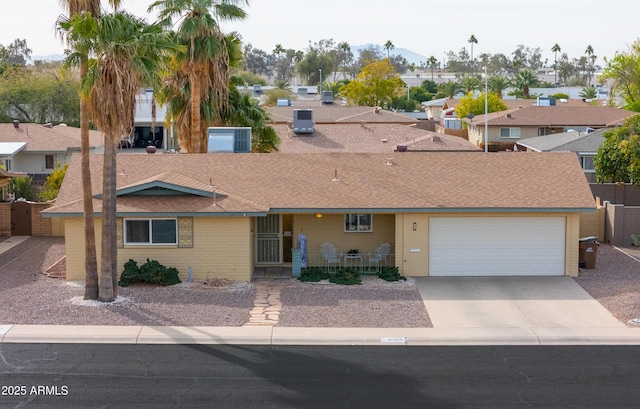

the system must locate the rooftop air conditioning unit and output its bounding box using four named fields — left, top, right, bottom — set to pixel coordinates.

left=207, top=127, right=252, bottom=153
left=321, top=90, right=334, bottom=104
left=293, top=109, right=314, bottom=134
